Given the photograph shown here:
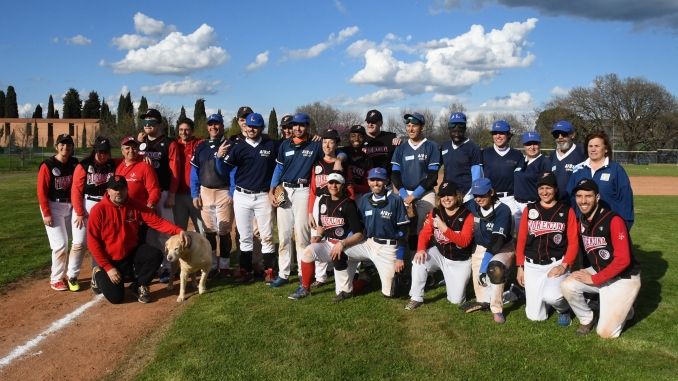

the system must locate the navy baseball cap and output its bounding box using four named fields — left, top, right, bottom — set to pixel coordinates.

left=471, top=178, right=493, bottom=196
left=491, top=120, right=510, bottom=133
left=207, top=114, right=224, bottom=124
left=367, top=167, right=388, bottom=180
left=365, top=110, right=383, bottom=123
left=107, top=174, right=128, bottom=189
left=281, top=115, right=293, bottom=127
left=522, top=131, right=541, bottom=144
left=536, top=172, right=557, bottom=188
left=553, top=120, right=574, bottom=133
left=56, top=133, right=74, bottom=145
left=404, top=112, right=425, bottom=126
left=245, top=113, right=265, bottom=128
left=237, top=106, right=253, bottom=119
left=139, top=108, right=162, bottom=121
left=320, top=129, right=340, bottom=142
left=93, top=136, right=111, bottom=151
left=438, top=181, right=459, bottom=197
left=448, top=112, right=467, bottom=126
left=572, top=178, right=599, bottom=194
left=291, top=113, right=310, bottom=124
left=350, top=125, right=366, bottom=134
